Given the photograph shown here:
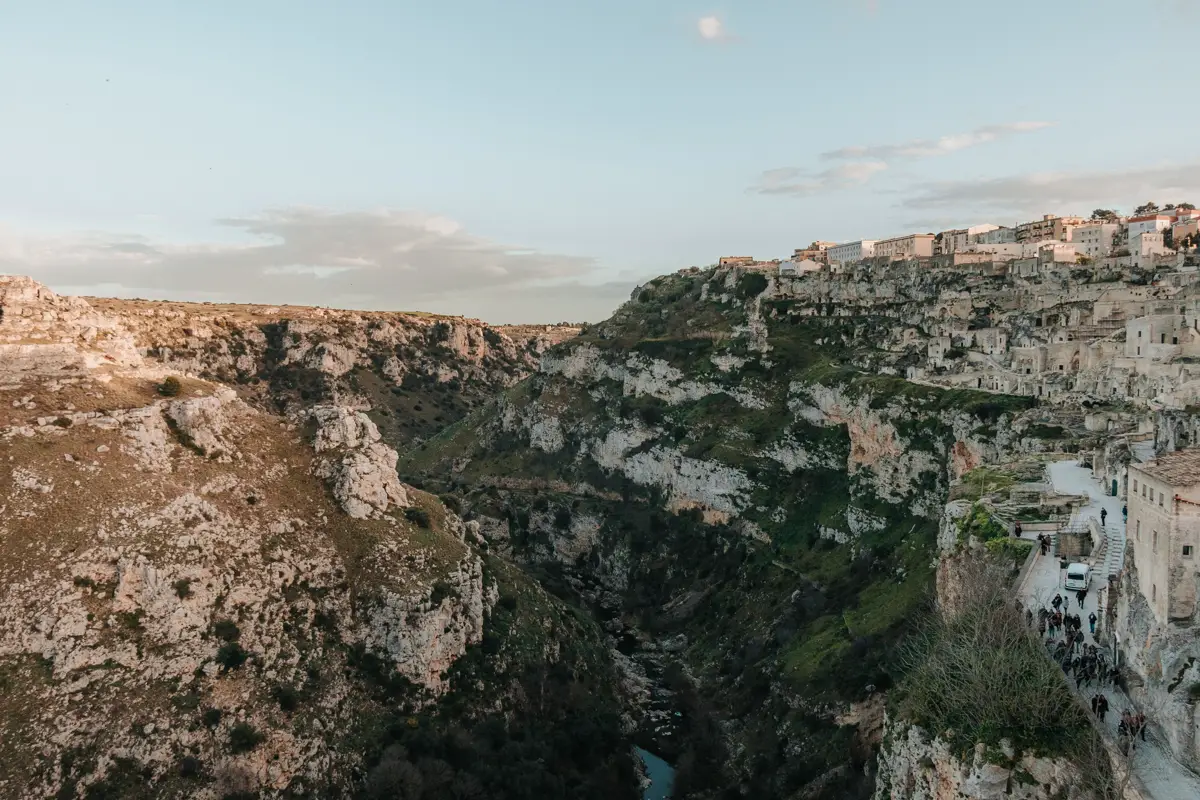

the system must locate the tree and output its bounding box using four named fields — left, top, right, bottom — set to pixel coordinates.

left=1134, top=202, right=1160, bottom=216
left=1092, top=209, right=1119, bottom=221
left=1179, top=202, right=1196, bottom=211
